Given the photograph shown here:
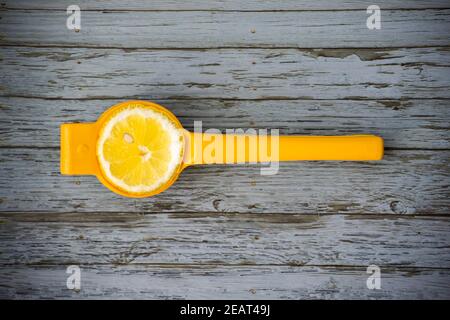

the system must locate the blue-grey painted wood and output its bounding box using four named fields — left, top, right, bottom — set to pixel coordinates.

left=1, top=265, right=449, bottom=299
left=0, top=0, right=449, bottom=299
left=4, top=0, right=450, bottom=10
left=1, top=47, right=450, bottom=100
left=1, top=213, right=449, bottom=267
left=1, top=10, right=450, bottom=48
left=0, top=148, right=448, bottom=214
